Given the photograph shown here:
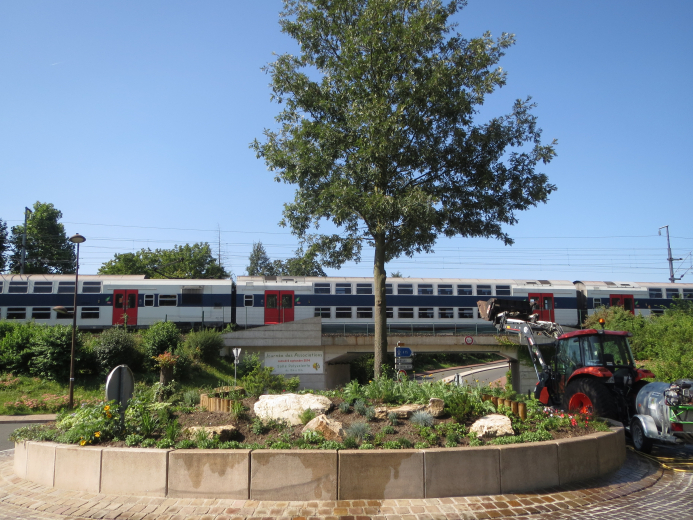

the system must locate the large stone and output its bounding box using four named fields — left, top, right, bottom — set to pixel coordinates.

left=302, top=414, right=345, bottom=441
left=185, top=424, right=238, bottom=442
left=470, top=414, right=514, bottom=439
left=254, top=393, right=332, bottom=426
left=374, top=403, right=425, bottom=420
left=427, top=398, right=445, bottom=417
